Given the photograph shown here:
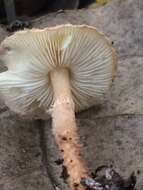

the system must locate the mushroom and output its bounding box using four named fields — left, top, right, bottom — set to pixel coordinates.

left=0, top=24, right=117, bottom=190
